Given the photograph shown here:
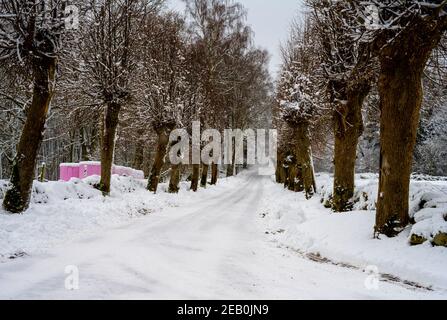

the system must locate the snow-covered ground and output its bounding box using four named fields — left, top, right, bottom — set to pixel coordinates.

left=317, top=173, right=447, bottom=245
left=0, top=171, right=446, bottom=299
left=261, top=173, right=447, bottom=292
